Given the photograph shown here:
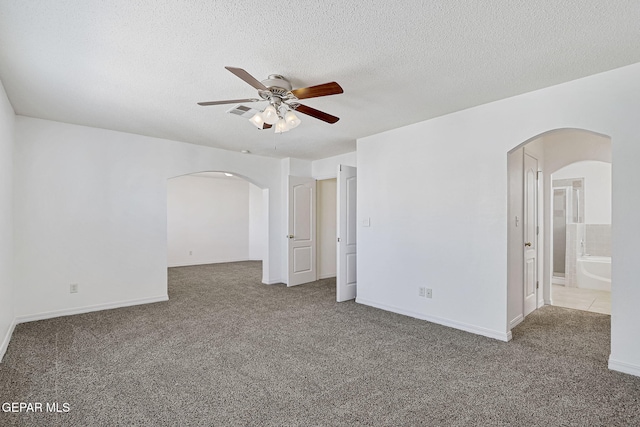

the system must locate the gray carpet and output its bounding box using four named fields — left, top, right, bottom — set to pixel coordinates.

left=1, top=261, right=639, bottom=426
